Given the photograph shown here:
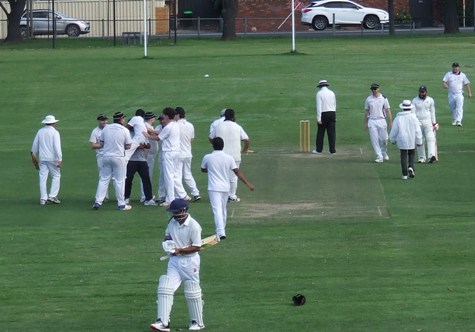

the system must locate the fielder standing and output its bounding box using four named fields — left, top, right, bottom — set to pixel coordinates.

left=442, top=62, right=472, bottom=127
left=150, top=198, right=205, bottom=331
left=31, top=115, right=62, bottom=205
left=389, top=100, right=423, bottom=180
left=201, top=137, right=254, bottom=239
left=364, top=83, right=393, bottom=163
left=211, top=109, right=250, bottom=202
left=89, top=114, right=110, bottom=201
left=93, top=112, right=132, bottom=211
left=412, top=85, right=438, bottom=163
left=149, top=107, right=181, bottom=208
left=175, top=107, right=201, bottom=202
left=313, top=79, right=336, bottom=154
